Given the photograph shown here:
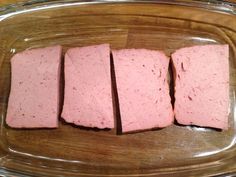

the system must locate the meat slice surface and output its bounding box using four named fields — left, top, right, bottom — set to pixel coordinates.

left=62, top=44, right=114, bottom=128
left=172, top=44, right=229, bottom=130
left=113, top=49, right=174, bottom=133
left=6, top=45, right=62, bottom=128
